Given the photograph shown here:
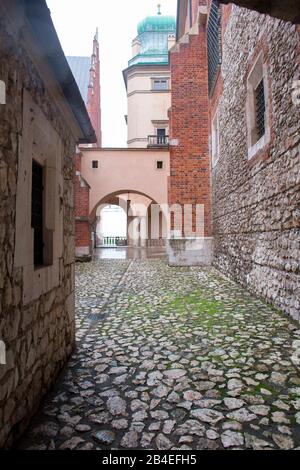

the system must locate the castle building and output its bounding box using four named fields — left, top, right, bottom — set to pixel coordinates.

left=73, top=12, right=173, bottom=256
left=169, top=0, right=300, bottom=318
left=123, top=7, right=176, bottom=148
left=72, top=1, right=299, bottom=320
